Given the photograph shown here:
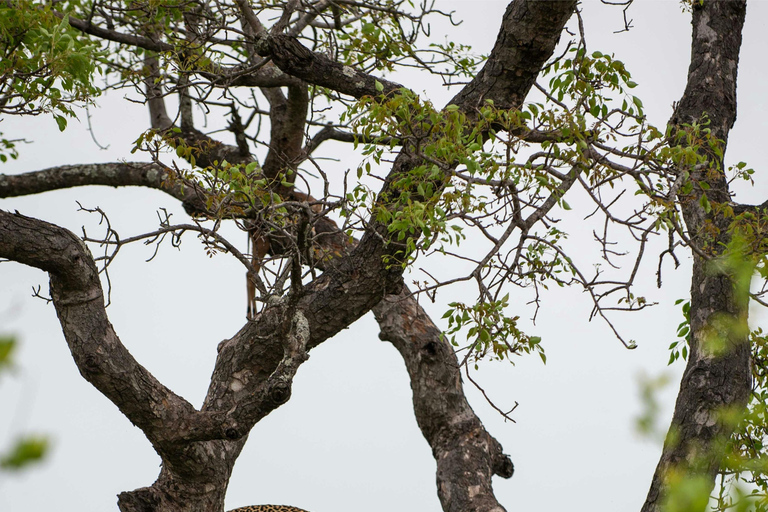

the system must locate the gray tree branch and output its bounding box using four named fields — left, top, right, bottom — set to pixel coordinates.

left=0, top=210, right=198, bottom=445
left=374, top=289, right=514, bottom=512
